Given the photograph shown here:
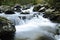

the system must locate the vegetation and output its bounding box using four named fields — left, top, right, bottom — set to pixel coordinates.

left=0, top=0, right=45, bottom=6
left=45, top=0, right=60, bottom=10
